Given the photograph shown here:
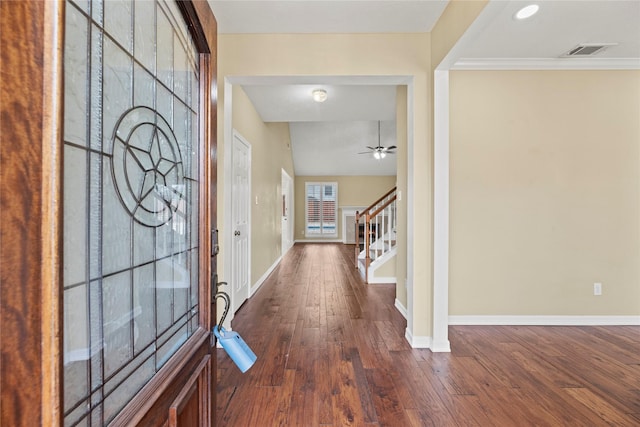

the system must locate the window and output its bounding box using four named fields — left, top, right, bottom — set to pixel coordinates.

left=305, top=182, right=337, bottom=236
left=62, top=0, right=202, bottom=424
